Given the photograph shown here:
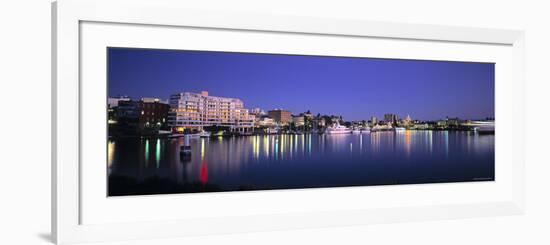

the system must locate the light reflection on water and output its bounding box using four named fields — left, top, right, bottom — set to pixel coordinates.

left=108, top=131, right=494, bottom=196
